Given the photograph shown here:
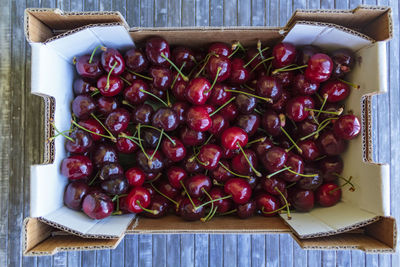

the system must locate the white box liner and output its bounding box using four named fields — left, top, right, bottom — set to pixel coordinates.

left=29, top=22, right=389, bottom=238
